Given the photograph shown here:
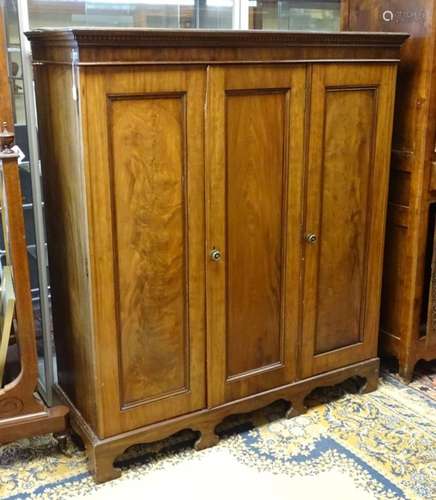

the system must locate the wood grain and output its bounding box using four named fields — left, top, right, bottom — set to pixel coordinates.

left=26, top=29, right=407, bottom=66
left=315, top=87, right=374, bottom=354
left=82, top=67, right=206, bottom=436
left=26, top=29, right=403, bottom=478
left=206, top=65, right=306, bottom=406
left=301, top=63, right=397, bottom=378
left=226, top=90, right=286, bottom=378
left=60, top=358, right=379, bottom=483
left=348, top=0, right=436, bottom=380
left=33, top=63, right=98, bottom=428
left=0, top=155, right=42, bottom=417
left=108, top=93, right=189, bottom=407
